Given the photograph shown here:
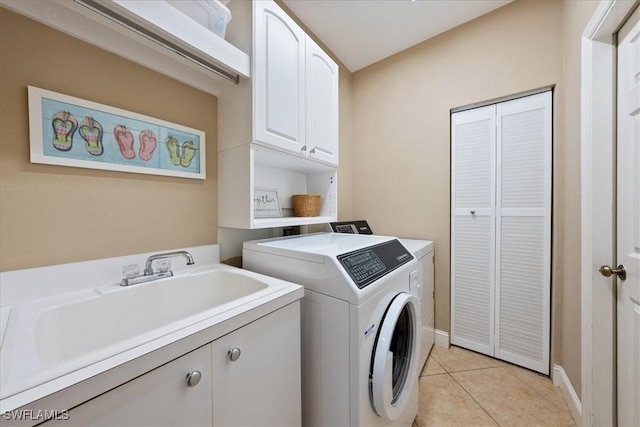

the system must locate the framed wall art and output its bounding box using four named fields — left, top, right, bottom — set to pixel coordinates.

left=28, top=86, right=206, bottom=179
